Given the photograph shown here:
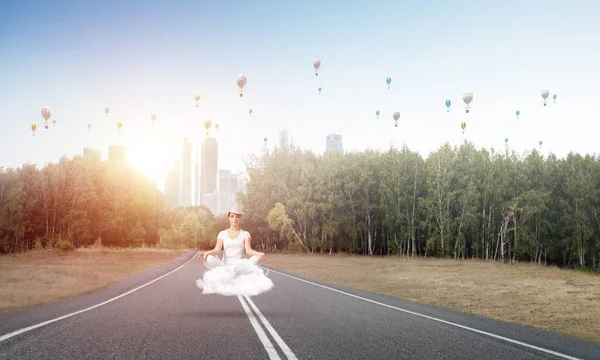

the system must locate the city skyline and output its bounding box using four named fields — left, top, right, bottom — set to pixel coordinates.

left=2, top=1, right=599, bottom=177
left=158, top=135, right=243, bottom=215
